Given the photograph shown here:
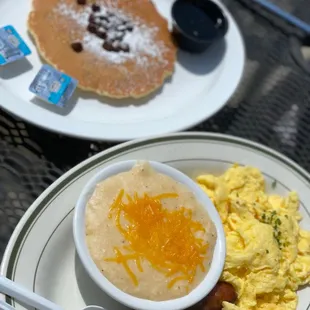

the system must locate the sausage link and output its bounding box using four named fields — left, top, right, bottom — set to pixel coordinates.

left=190, top=281, right=237, bottom=310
